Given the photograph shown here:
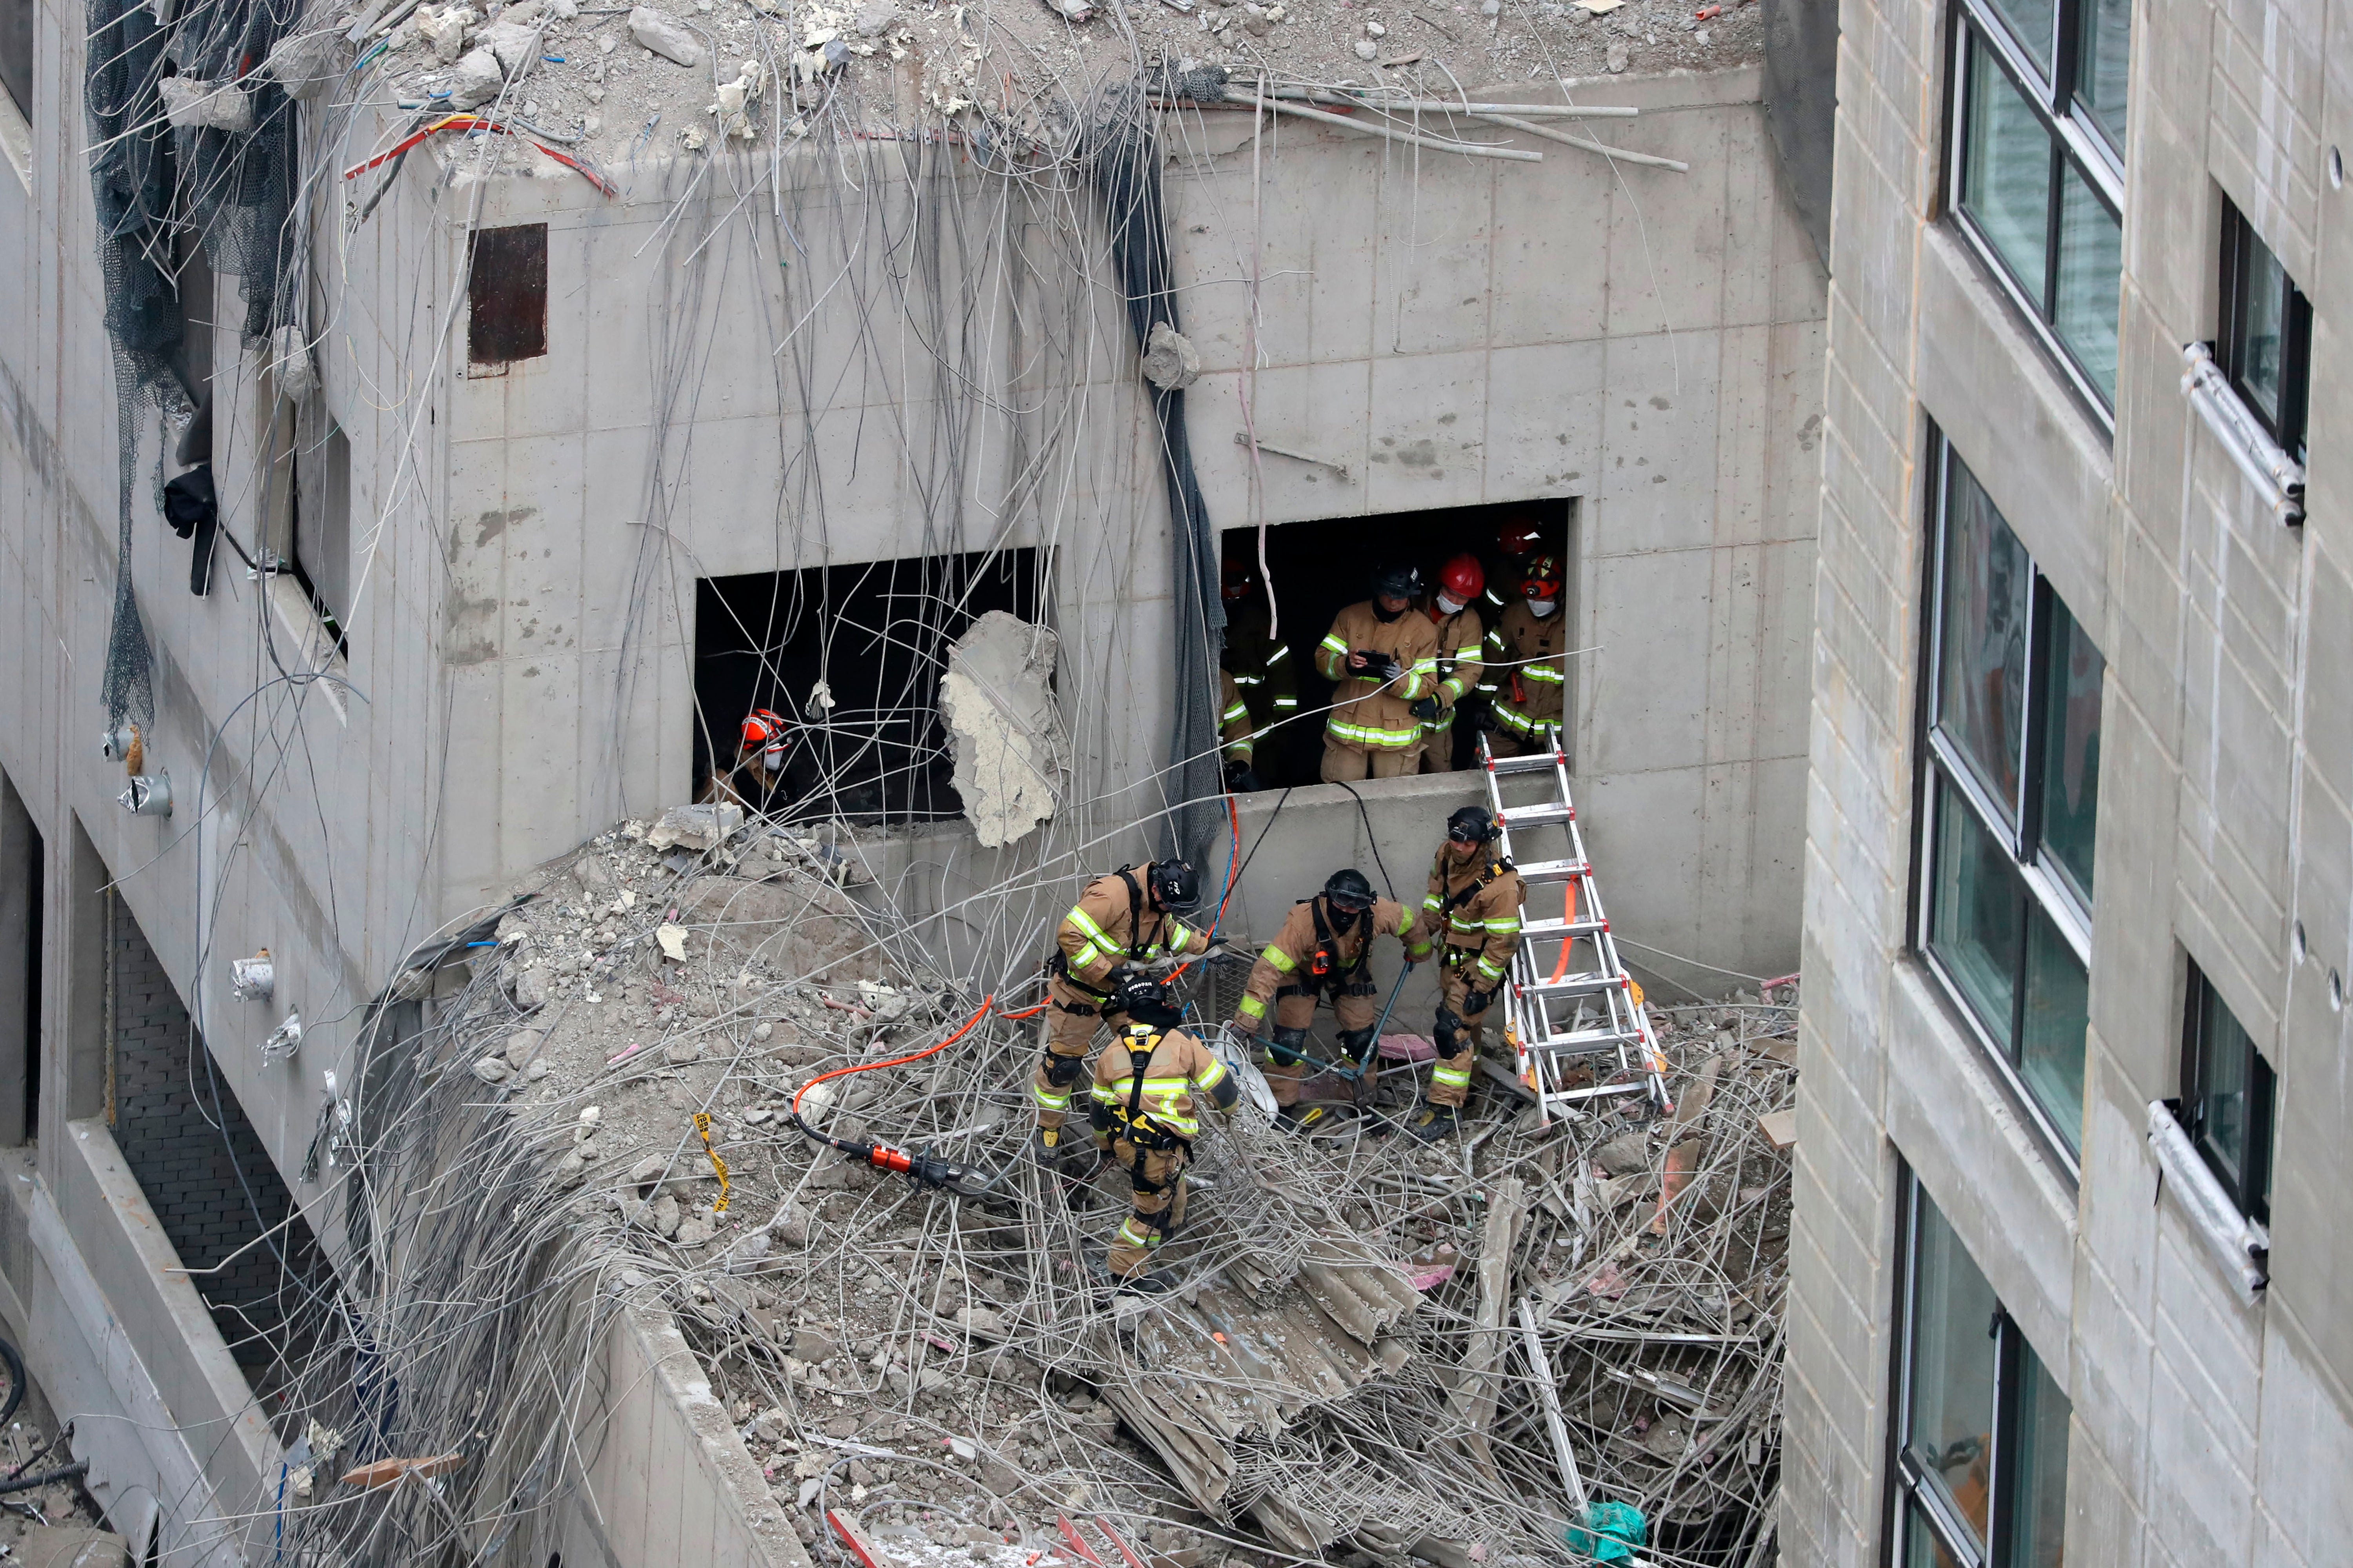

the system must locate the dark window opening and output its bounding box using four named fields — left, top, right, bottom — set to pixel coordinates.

left=0, top=0, right=30, bottom=125
left=289, top=418, right=352, bottom=650
left=2217, top=200, right=2312, bottom=465
left=467, top=223, right=549, bottom=365
left=1217, top=499, right=1573, bottom=788
left=108, top=898, right=337, bottom=1383
left=168, top=227, right=215, bottom=441
left=693, top=549, right=1046, bottom=825
left=0, top=771, right=40, bottom=1146
left=2180, top=964, right=2277, bottom=1225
